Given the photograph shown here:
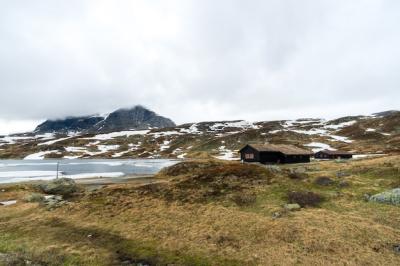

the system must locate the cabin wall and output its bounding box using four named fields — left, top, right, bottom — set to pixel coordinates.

left=315, top=152, right=352, bottom=160
left=283, top=154, right=310, bottom=163
left=314, top=152, right=327, bottom=159
left=240, top=146, right=311, bottom=164
left=259, top=152, right=283, bottom=164
left=240, top=146, right=260, bottom=162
